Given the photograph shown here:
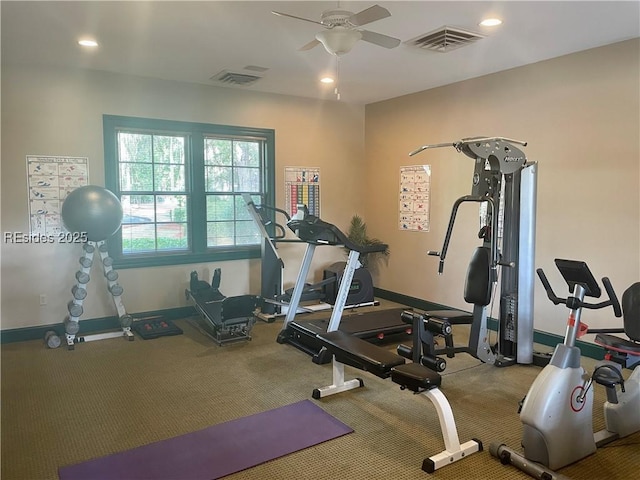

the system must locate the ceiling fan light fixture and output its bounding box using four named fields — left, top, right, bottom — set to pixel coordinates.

left=315, top=28, right=363, bottom=56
